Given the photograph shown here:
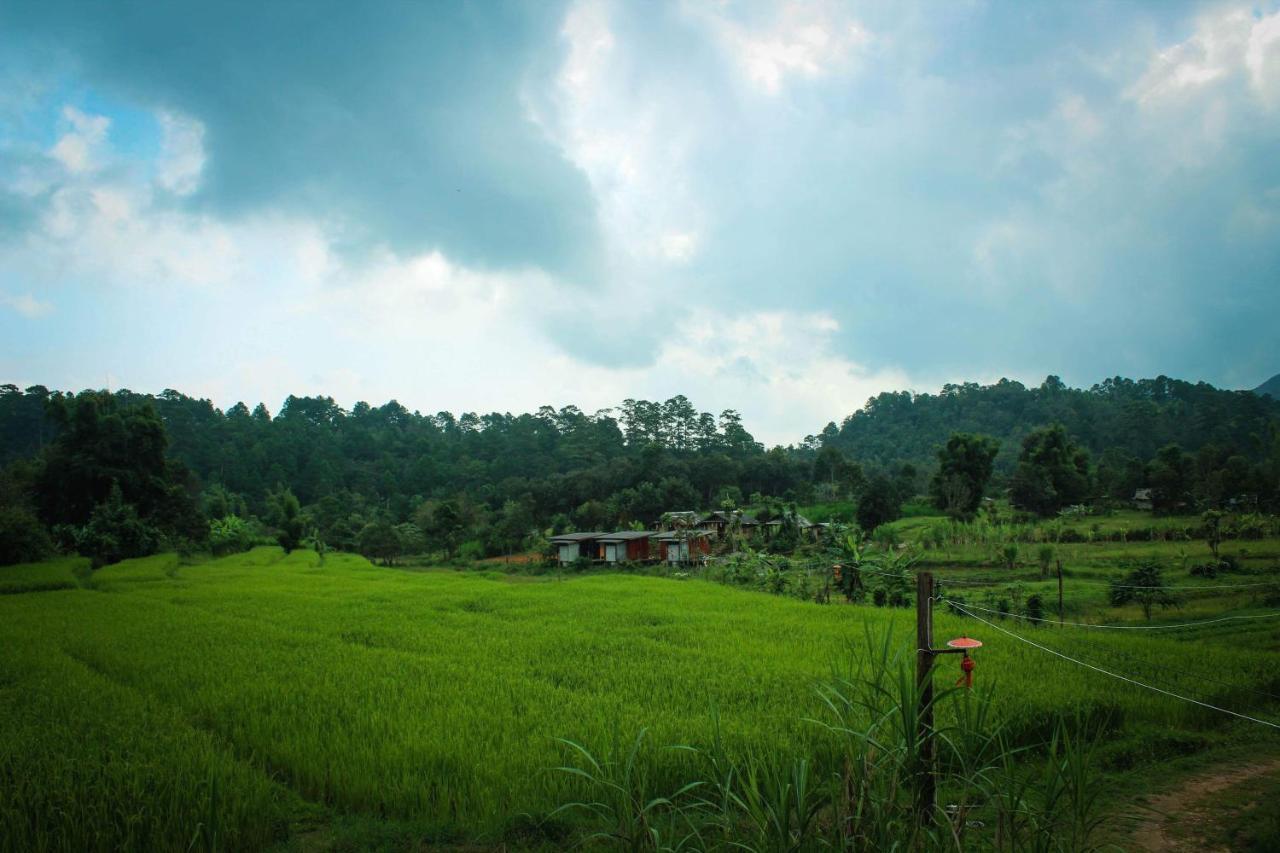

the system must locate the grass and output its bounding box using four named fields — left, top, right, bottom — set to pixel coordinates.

left=3, top=544, right=1280, bottom=849
left=0, top=555, right=89, bottom=594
